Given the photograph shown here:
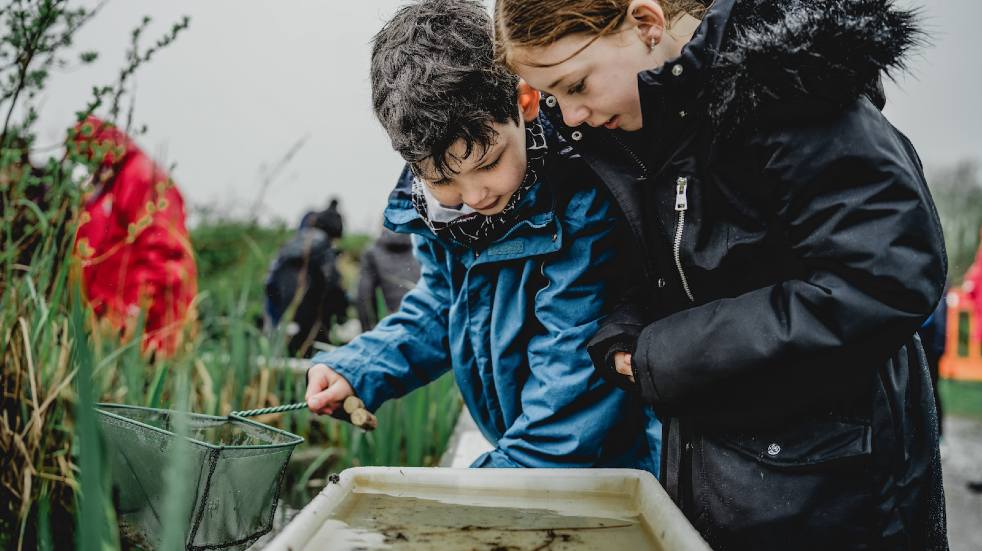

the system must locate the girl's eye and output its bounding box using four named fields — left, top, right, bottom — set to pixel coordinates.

left=480, top=156, right=502, bottom=171
left=567, top=78, right=586, bottom=95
